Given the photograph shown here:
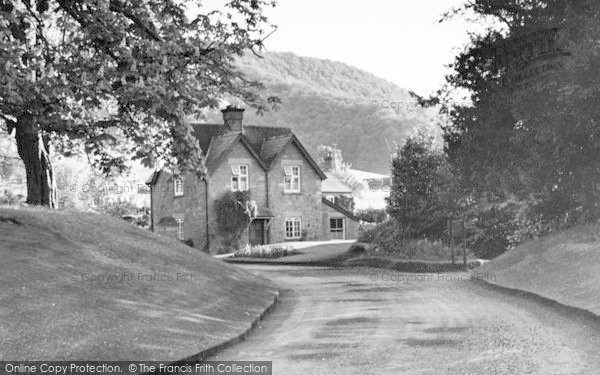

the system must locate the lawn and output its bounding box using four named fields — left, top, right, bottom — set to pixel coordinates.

left=478, top=223, right=600, bottom=316
left=0, top=207, right=278, bottom=361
